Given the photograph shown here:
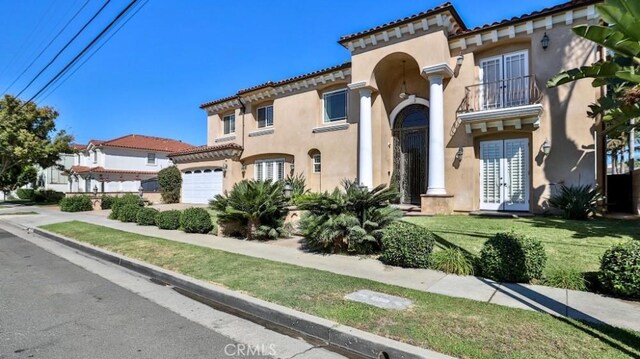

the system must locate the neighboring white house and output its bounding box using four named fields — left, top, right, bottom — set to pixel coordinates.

left=37, top=153, right=76, bottom=192
left=65, top=134, right=194, bottom=194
